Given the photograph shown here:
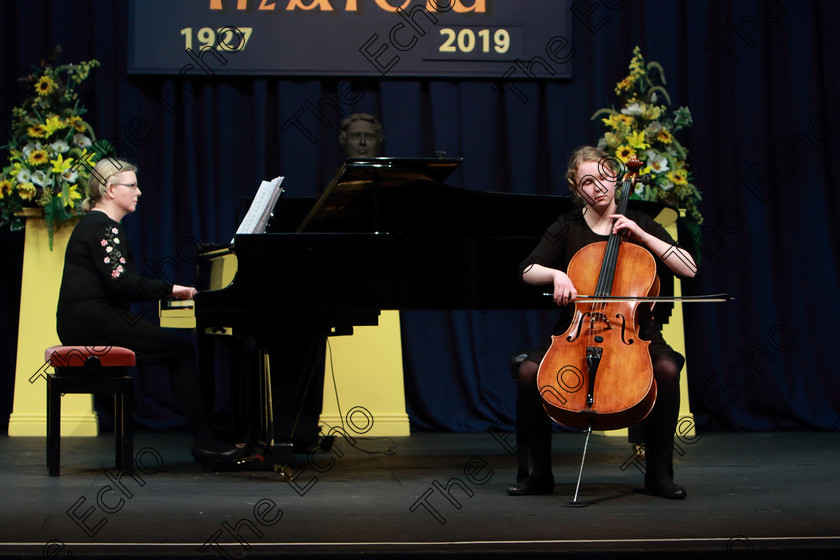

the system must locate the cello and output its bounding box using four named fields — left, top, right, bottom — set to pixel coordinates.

left=535, top=154, right=660, bottom=503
